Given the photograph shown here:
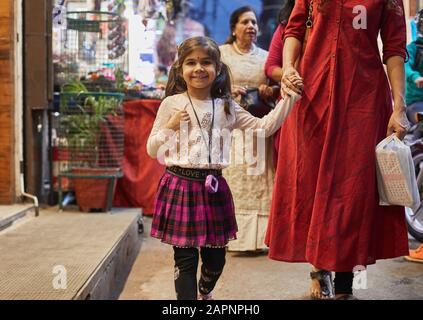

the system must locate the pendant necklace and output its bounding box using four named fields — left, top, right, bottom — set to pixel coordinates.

left=186, top=92, right=219, bottom=193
